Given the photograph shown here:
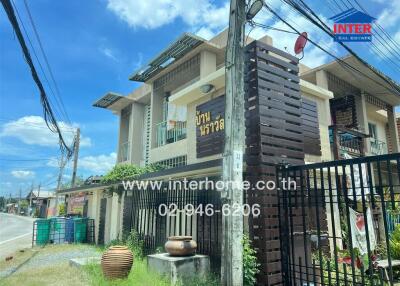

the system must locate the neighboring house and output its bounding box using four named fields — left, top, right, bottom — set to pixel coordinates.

left=60, top=29, right=400, bottom=256
left=301, top=55, right=400, bottom=159
left=26, top=190, right=54, bottom=218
